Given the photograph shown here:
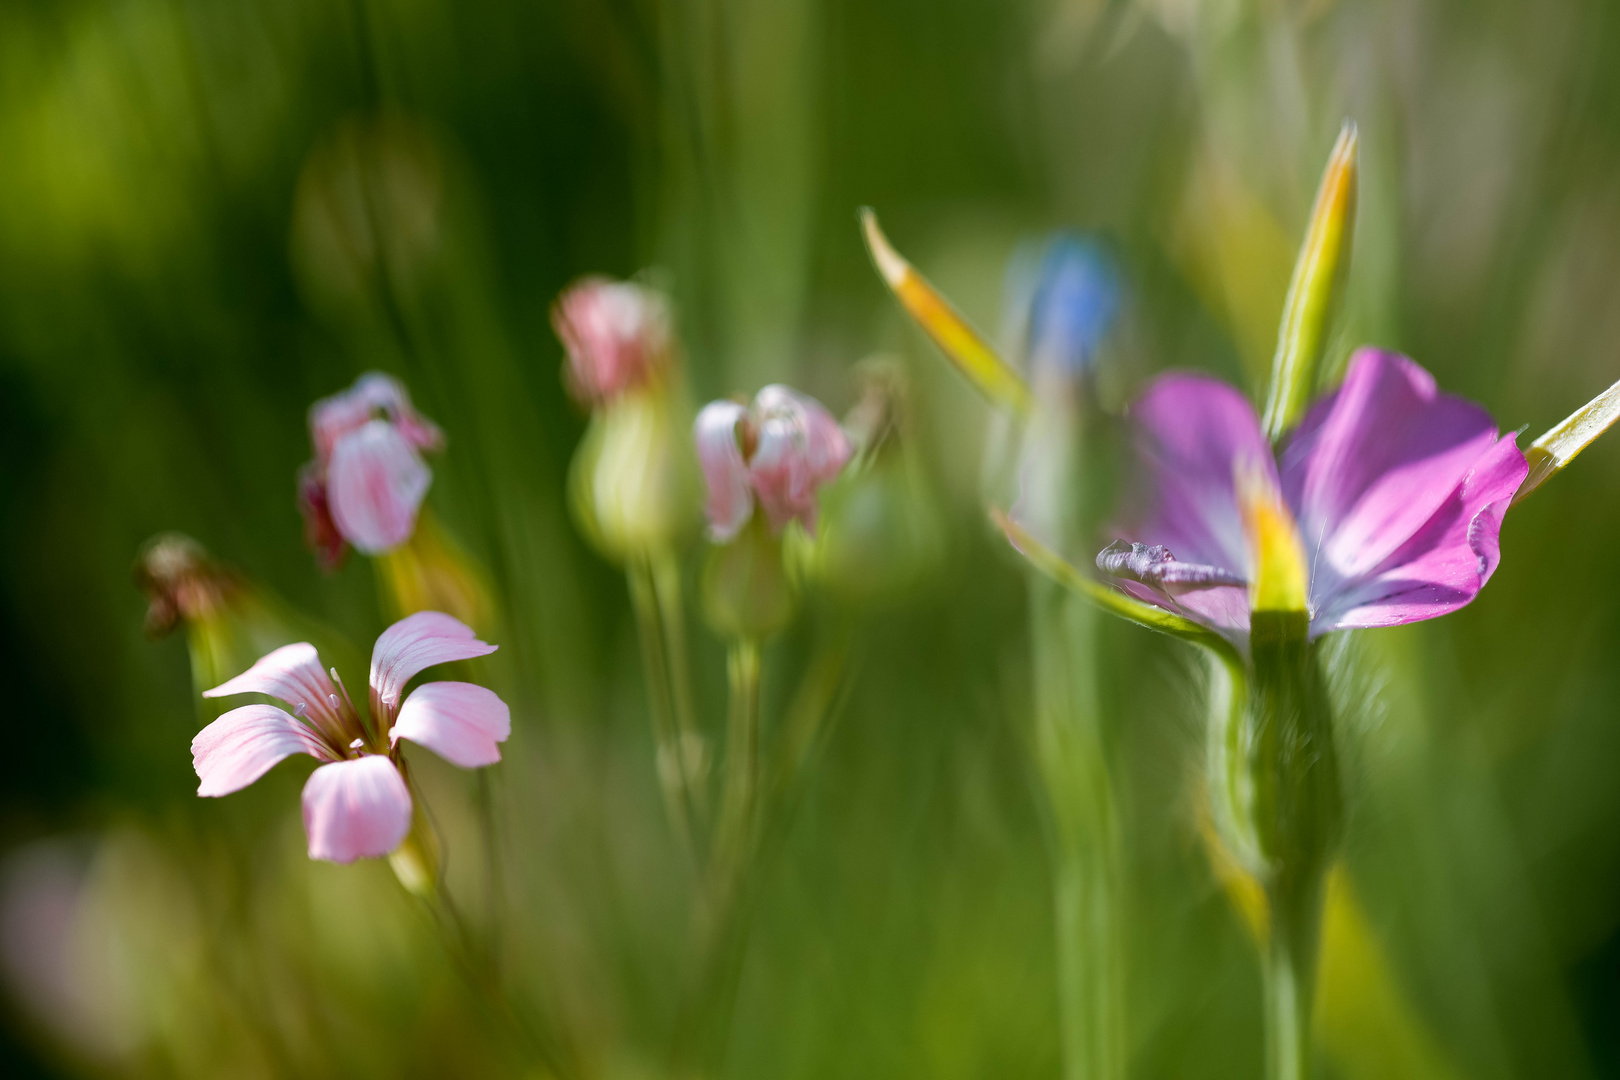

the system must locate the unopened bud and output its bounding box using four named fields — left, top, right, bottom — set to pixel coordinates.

left=1261, top=121, right=1358, bottom=441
